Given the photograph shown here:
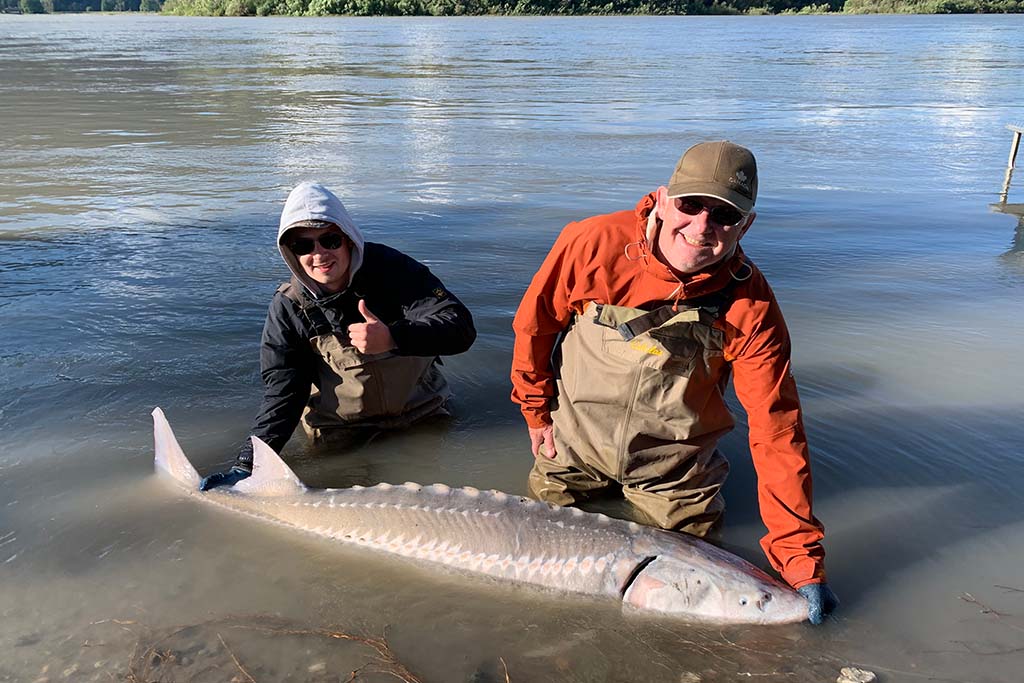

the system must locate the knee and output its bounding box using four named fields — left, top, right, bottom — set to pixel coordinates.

left=527, top=468, right=577, bottom=506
